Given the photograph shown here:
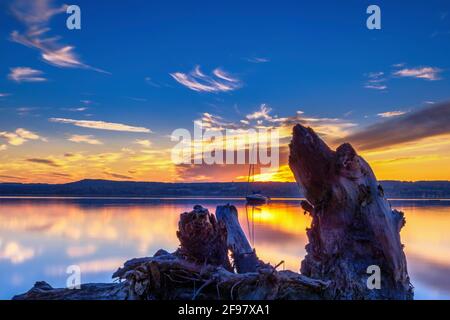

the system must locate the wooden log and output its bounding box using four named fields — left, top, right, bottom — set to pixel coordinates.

left=215, top=204, right=260, bottom=273
left=289, top=124, right=413, bottom=299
